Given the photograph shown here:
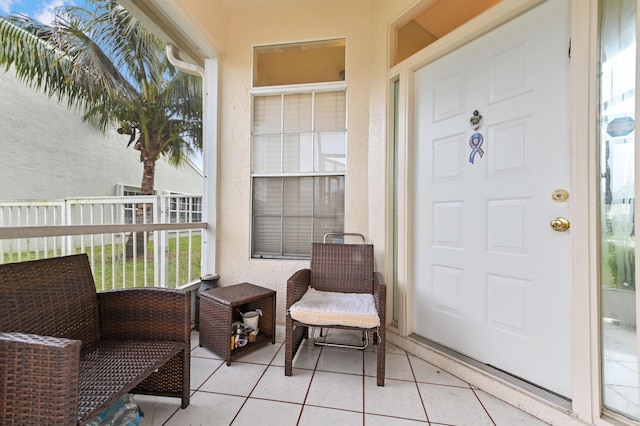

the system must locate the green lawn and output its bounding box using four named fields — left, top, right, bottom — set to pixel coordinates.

left=3, top=234, right=202, bottom=290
